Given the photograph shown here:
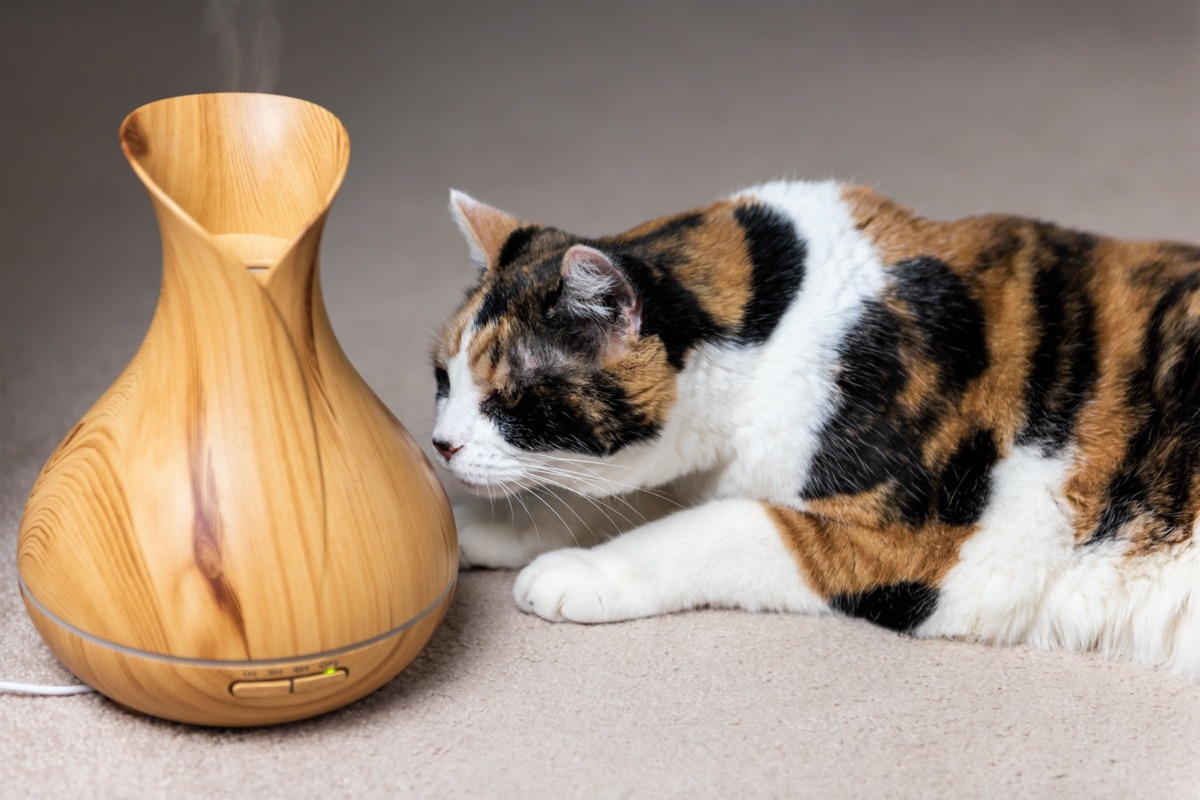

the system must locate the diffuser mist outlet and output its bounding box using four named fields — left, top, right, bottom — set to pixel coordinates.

left=16, top=93, right=457, bottom=727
